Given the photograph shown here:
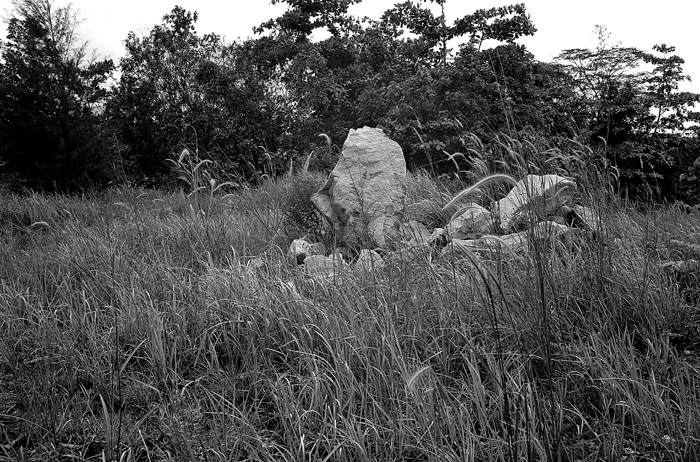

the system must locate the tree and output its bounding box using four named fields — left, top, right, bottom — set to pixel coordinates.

left=243, top=0, right=542, bottom=171
left=108, top=7, right=281, bottom=183
left=0, top=0, right=115, bottom=190
left=640, top=44, right=700, bottom=201
left=255, top=0, right=362, bottom=39
left=555, top=26, right=647, bottom=144
left=348, top=2, right=544, bottom=169
left=555, top=27, right=700, bottom=201
left=641, top=44, right=700, bottom=134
